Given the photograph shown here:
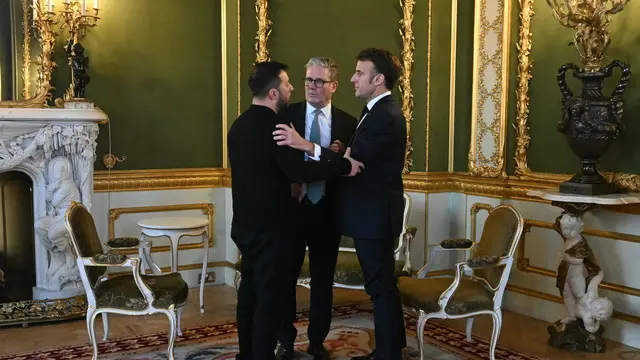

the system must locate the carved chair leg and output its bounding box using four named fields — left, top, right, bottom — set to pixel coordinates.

left=165, top=309, right=178, bottom=360
left=200, top=232, right=208, bottom=314
left=489, top=309, right=503, bottom=360
left=86, top=308, right=99, bottom=360
left=176, top=307, right=183, bottom=337
left=465, top=317, right=474, bottom=342
left=102, top=313, right=109, bottom=341
left=416, top=312, right=430, bottom=360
